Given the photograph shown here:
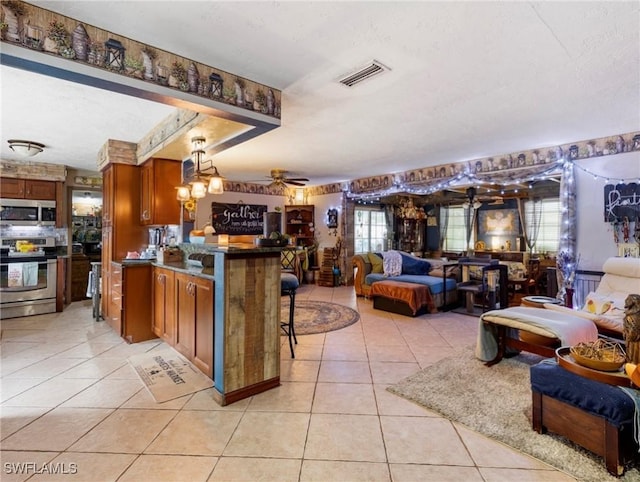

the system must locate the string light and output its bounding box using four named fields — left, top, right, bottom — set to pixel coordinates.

left=346, top=156, right=637, bottom=201
left=570, top=159, right=638, bottom=184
